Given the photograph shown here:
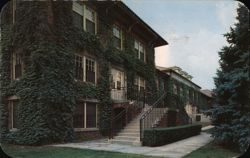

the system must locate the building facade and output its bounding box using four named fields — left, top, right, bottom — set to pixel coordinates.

left=0, top=1, right=168, bottom=145
left=156, top=66, right=212, bottom=125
